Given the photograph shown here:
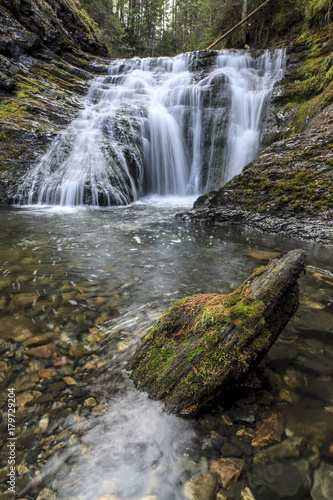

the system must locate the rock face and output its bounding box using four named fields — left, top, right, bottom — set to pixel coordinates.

left=179, top=104, right=333, bottom=245
left=127, top=249, right=306, bottom=417
left=0, top=0, right=107, bottom=62
left=0, top=0, right=109, bottom=204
